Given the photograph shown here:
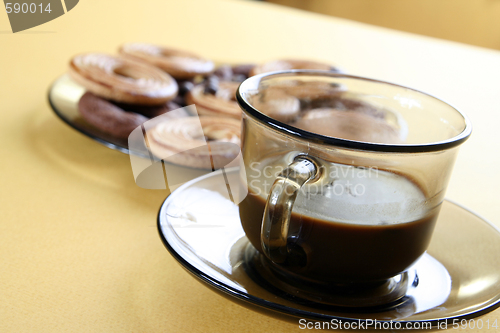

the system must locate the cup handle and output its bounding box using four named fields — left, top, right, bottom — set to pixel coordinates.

left=261, top=156, right=318, bottom=264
